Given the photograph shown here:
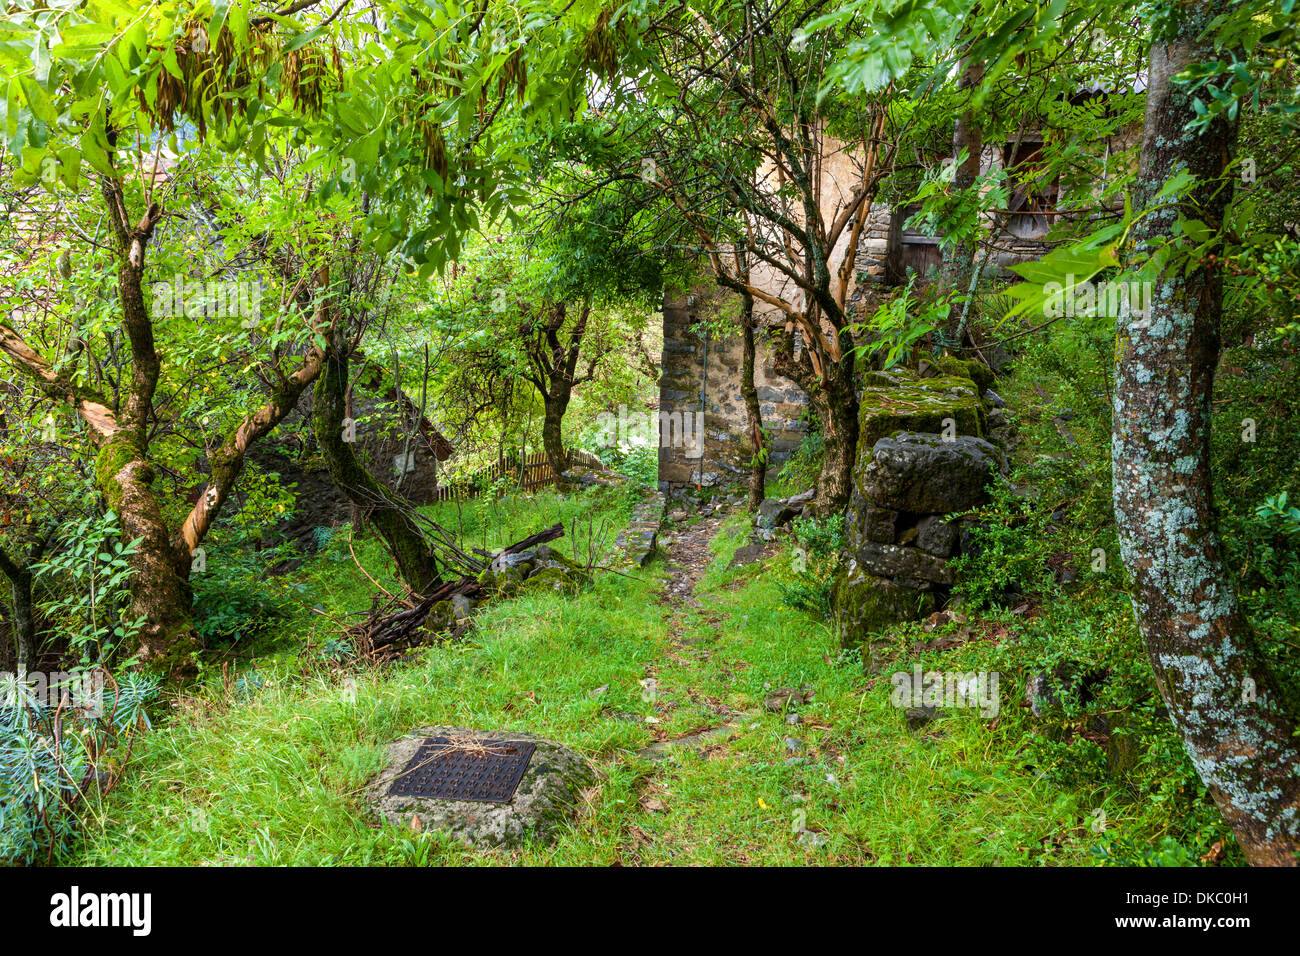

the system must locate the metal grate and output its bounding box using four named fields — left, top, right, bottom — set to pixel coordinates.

left=386, top=736, right=537, bottom=803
